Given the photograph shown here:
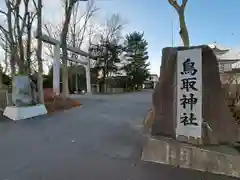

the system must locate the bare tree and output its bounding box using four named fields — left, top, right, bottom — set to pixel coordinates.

left=89, top=13, right=125, bottom=92
left=70, top=0, right=98, bottom=51
left=168, top=0, right=190, bottom=46
left=0, top=0, right=17, bottom=77
left=35, top=0, right=44, bottom=103
left=69, top=0, right=98, bottom=91
left=43, top=22, right=61, bottom=58
left=0, top=31, right=10, bottom=75
left=43, top=0, right=97, bottom=60
left=0, top=0, right=42, bottom=106
left=43, top=0, right=97, bottom=96
left=60, top=0, right=81, bottom=97
left=0, top=0, right=38, bottom=76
